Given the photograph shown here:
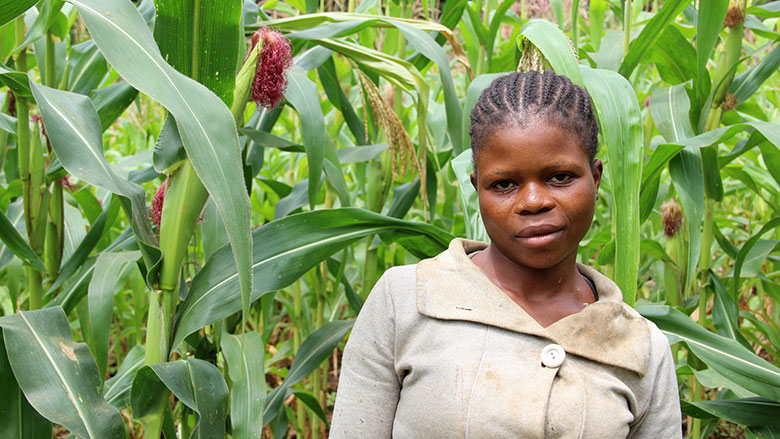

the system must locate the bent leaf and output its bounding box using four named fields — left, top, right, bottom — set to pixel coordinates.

left=131, top=359, right=229, bottom=439
left=0, top=205, right=46, bottom=272
left=640, top=305, right=780, bottom=401
left=171, top=208, right=452, bottom=348
left=222, top=333, right=265, bottom=439
left=0, top=307, right=125, bottom=439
